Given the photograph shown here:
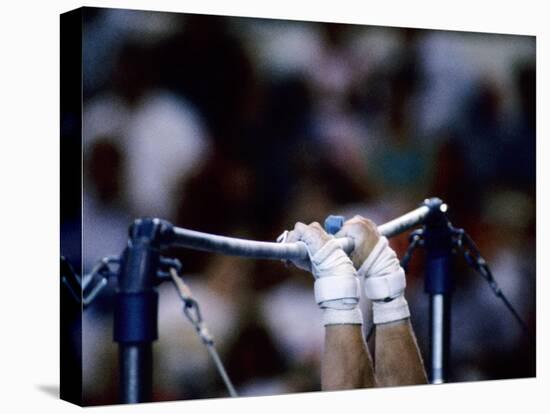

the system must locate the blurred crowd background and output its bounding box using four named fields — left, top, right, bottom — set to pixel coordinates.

left=72, top=7, right=535, bottom=404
